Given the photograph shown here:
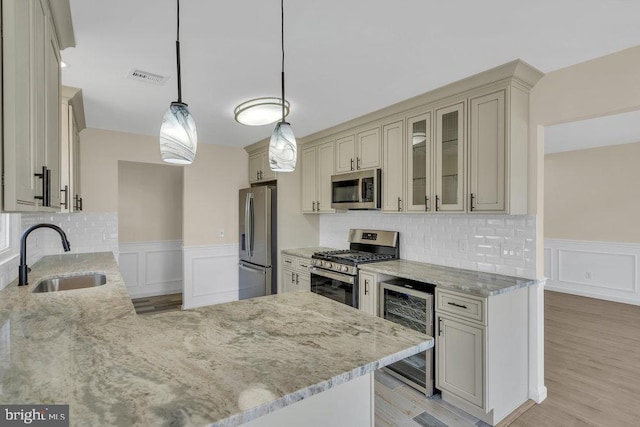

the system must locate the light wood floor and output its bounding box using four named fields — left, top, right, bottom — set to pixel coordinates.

left=131, top=292, right=182, bottom=314
left=133, top=291, right=640, bottom=426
